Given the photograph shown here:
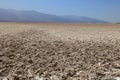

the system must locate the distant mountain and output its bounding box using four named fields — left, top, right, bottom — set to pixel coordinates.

left=0, top=8, right=108, bottom=23
left=116, top=22, right=120, bottom=24
left=62, top=15, right=108, bottom=23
